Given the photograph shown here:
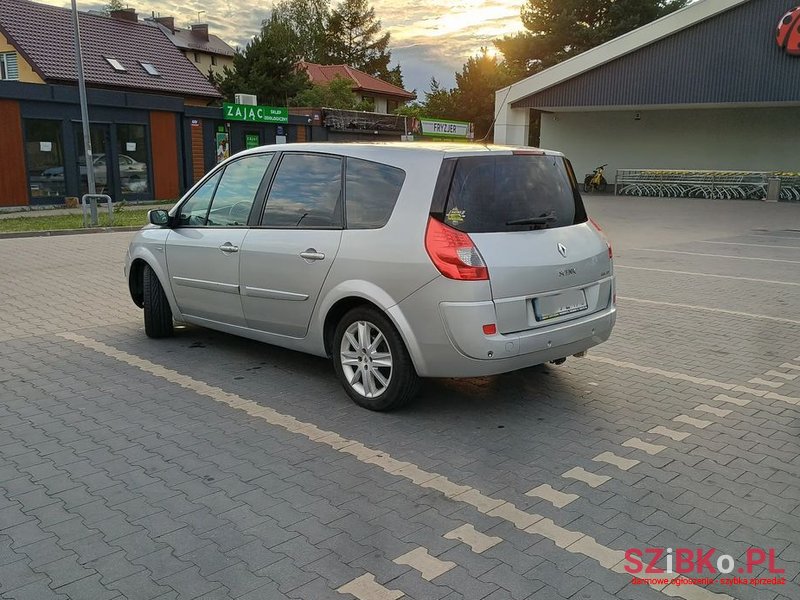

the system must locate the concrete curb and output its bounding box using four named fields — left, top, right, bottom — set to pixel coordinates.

left=0, top=226, right=142, bottom=240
